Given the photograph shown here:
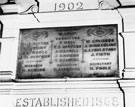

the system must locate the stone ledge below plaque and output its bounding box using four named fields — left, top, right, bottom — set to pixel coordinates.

left=0, top=82, right=14, bottom=95
left=1, top=80, right=122, bottom=94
